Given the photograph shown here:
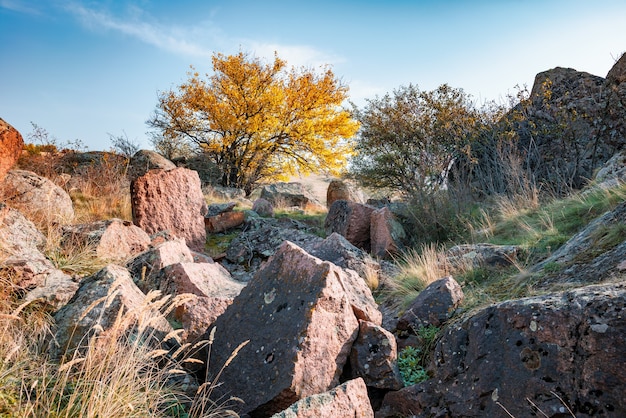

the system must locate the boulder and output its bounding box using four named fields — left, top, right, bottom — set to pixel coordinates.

left=259, top=182, right=325, bottom=211
left=204, top=210, right=246, bottom=233
left=24, top=269, right=79, bottom=310
left=126, top=238, right=194, bottom=291
left=206, top=185, right=246, bottom=201
left=271, top=378, right=373, bottom=418
left=325, top=200, right=376, bottom=251
left=61, top=218, right=151, bottom=263
left=206, top=241, right=361, bottom=417
left=326, top=179, right=366, bottom=208
left=308, top=232, right=381, bottom=288
left=160, top=262, right=244, bottom=298
left=0, top=118, right=23, bottom=182
left=0, top=204, right=51, bottom=290
left=127, top=149, right=176, bottom=182
left=252, top=197, right=275, bottom=217
left=378, top=282, right=626, bottom=418
left=350, top=320, right=403, bottom=390
left=131, top=167, right=207, bottom=252
left=173, top=295, right=233, bottom=344
left=205, top=202, right=237, bottom=217
left=396, top=276, right=464, bottom=332
left=51, top=264, right=172, bottom=360
left=370, top=206, right=406, bottom=259
left=2, top=169, right=74, bottom=223
left=446, top=243, right=520, bottom=269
